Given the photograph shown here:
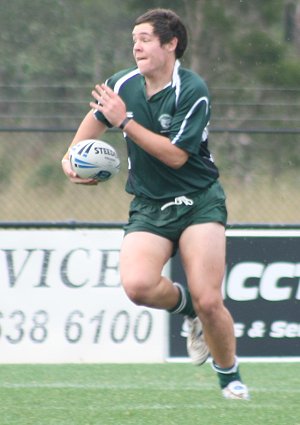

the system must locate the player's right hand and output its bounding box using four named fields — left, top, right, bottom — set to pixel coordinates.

left=61, top=158, right=98, bottom=185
